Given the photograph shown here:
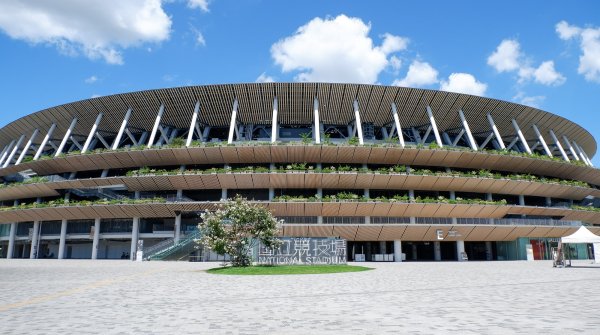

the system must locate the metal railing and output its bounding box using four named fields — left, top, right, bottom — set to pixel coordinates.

left=278, top=216, right=582, bottom=227
left=46, top=174, right=126, bottom=200
left=484, top=218, right=581, bottom=227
